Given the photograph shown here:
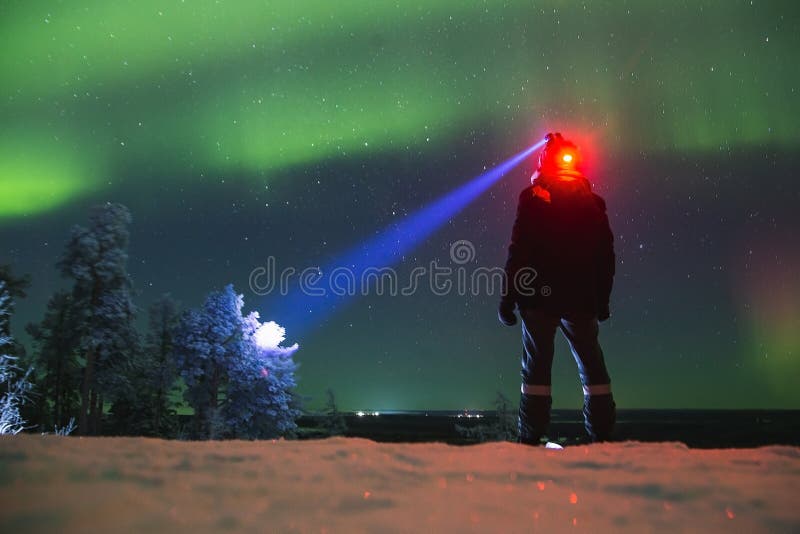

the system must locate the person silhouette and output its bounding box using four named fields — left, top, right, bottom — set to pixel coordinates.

left=499, top=133, right=616, bottom=444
